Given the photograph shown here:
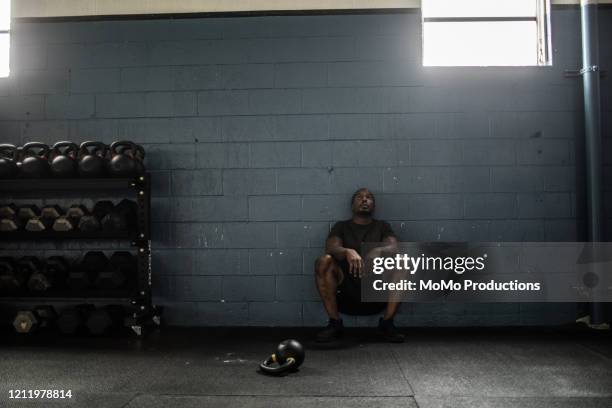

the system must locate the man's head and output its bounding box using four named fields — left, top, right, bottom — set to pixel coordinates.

left=351, top=188, right=375, bottom=216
